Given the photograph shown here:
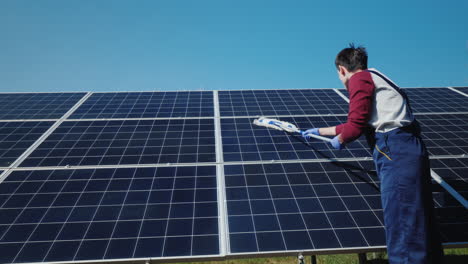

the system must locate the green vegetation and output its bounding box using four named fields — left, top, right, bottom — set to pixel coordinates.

left=169, top=248, right=468, bottom=264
